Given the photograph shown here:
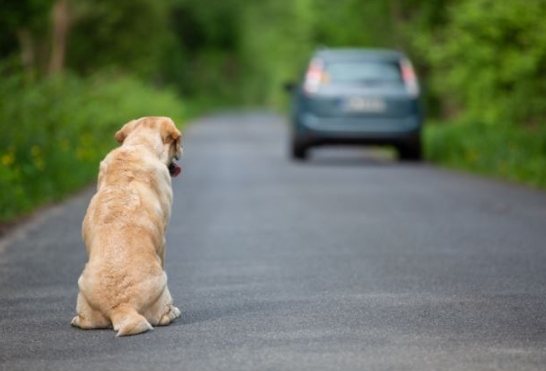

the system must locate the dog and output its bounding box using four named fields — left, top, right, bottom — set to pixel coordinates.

left=72, top=116, right=183, bottom=337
